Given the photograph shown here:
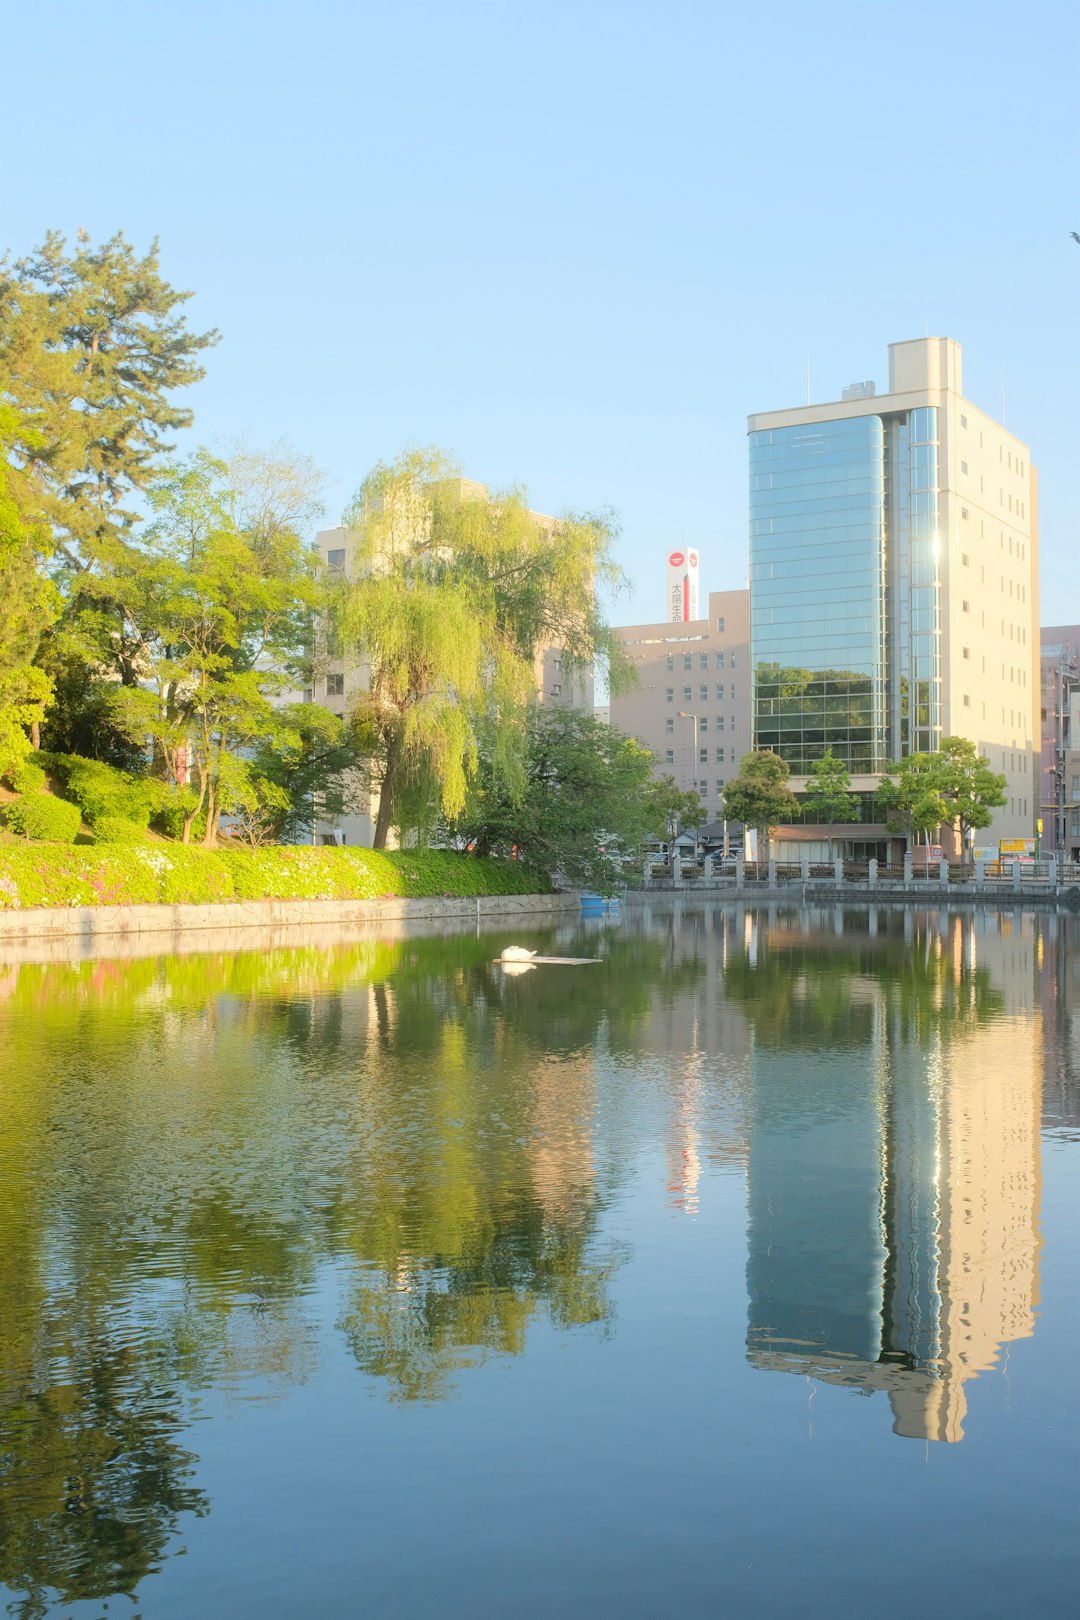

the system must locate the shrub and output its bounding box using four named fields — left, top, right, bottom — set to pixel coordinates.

left=91, top=816, right=147, bottom=845
left=5, top=761, right=47, bottom=795
left=0, top=845, right=549, bottom=909
left=48, top=753, right=162, bottom=829
left=4, top=794, right=82, bottom=843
